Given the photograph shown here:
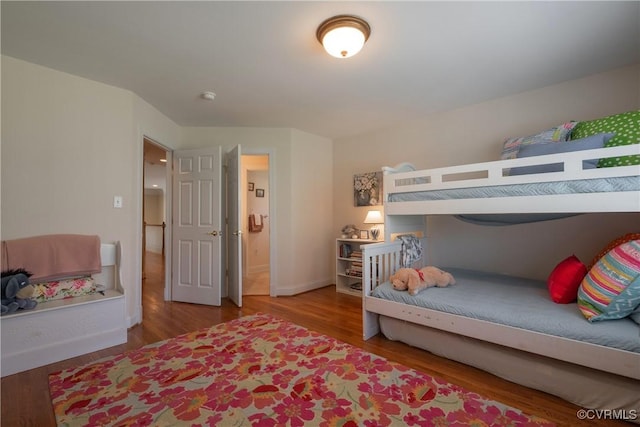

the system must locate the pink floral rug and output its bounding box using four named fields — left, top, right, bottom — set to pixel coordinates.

left=49, top=313, right=554, bottom=426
